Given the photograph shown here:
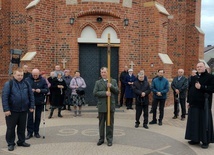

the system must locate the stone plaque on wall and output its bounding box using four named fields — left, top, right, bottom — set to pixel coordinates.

left=66, top=0, right=77, bottom=5
left=123, top=0, right=132, bottom=8
left=158, top=53, right=173, bottom=64
left=81, top=0, right=119, bottom=3
left=21, top=52, right=37, bottom=61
